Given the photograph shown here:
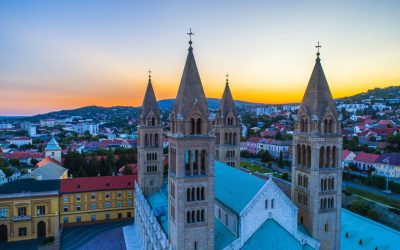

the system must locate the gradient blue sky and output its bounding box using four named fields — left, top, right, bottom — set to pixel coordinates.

left=1, top=0, right=399, bottom=115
